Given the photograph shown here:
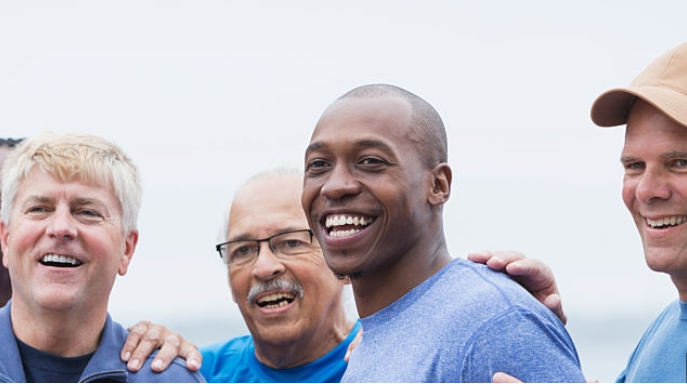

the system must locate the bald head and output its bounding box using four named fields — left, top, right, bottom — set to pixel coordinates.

left=227, top=169, right=307, bottom=240
left=337, top=84, right=448, bottom=167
